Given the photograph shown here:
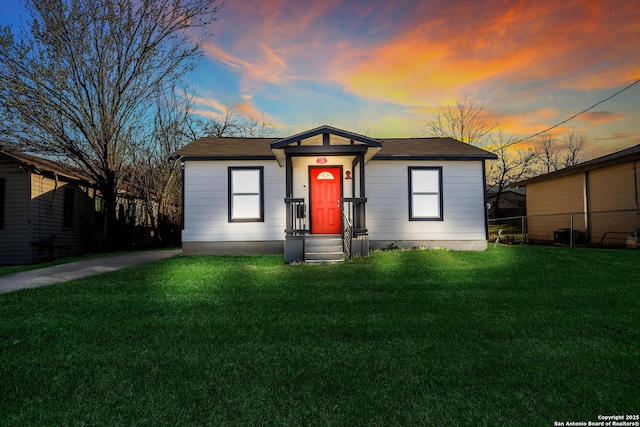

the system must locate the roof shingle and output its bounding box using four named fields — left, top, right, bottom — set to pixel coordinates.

left=169, top=136, right=497, bottom=161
